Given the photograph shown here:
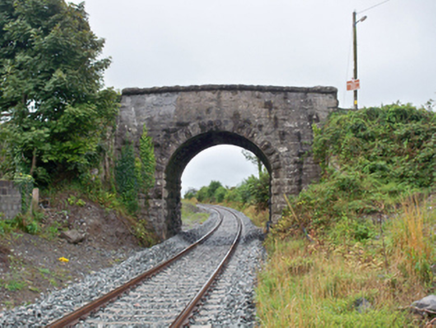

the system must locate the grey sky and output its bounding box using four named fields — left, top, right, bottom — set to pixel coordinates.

left=69, top=0, right=436, bottom=192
